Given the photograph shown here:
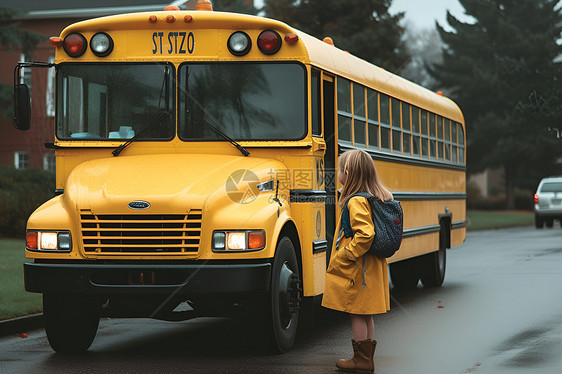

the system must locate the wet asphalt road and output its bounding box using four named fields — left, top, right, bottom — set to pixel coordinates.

left=2, top=225, right=562, bottom=374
